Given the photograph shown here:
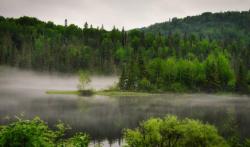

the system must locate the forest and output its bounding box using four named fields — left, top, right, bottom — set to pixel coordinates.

left=0, top=10, right=250, bottom=93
